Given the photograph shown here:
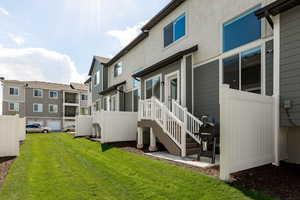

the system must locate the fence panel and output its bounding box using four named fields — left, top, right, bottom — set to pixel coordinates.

left=0, top=116, right=22, bottom=157
left=220, top=86, right=275, bottom=180
left=75, top=115, right=92, bottom=137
